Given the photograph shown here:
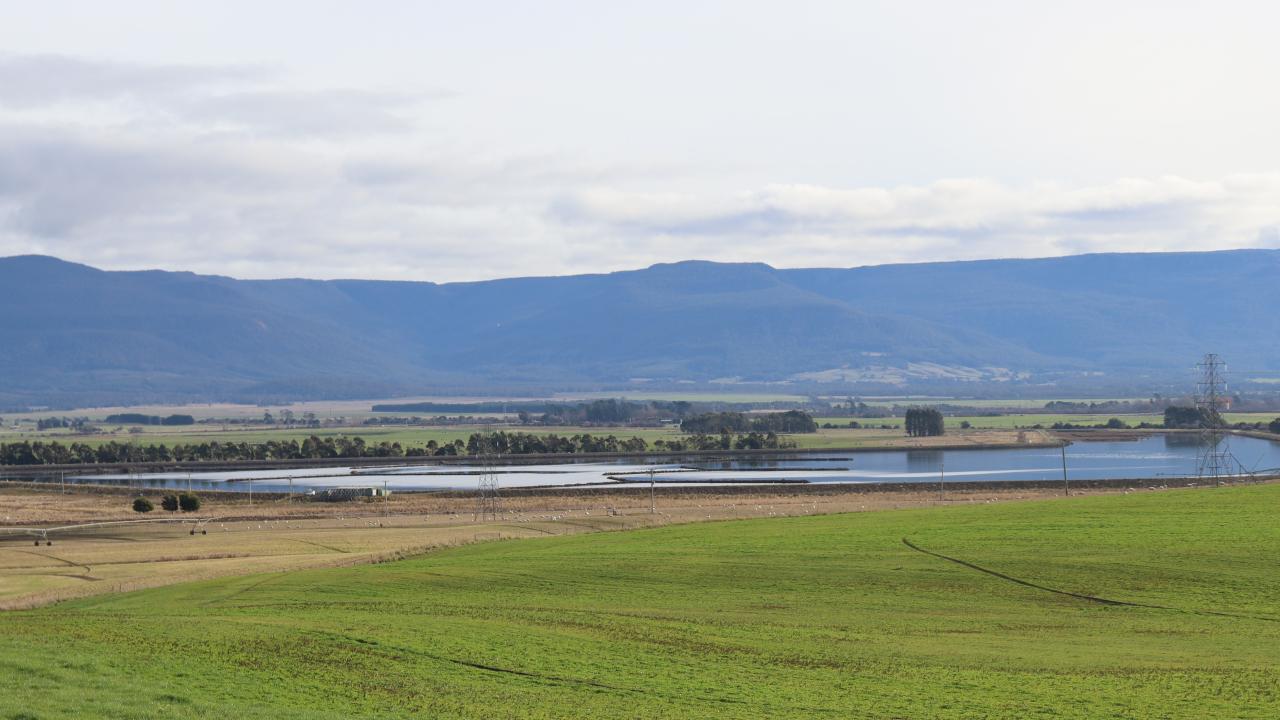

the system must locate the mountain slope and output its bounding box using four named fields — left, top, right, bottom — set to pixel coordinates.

left=1, top=250, right=1277, bottom=407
